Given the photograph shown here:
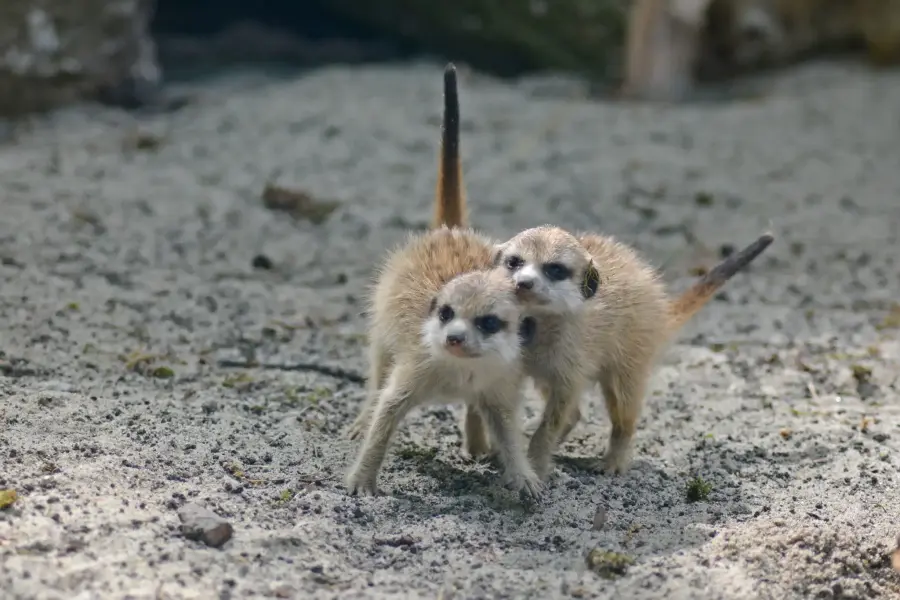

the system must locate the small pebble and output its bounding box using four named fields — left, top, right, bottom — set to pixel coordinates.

left=177, top=502, right=233, bottom=548
left=251, top=254, right=273, bottom=270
